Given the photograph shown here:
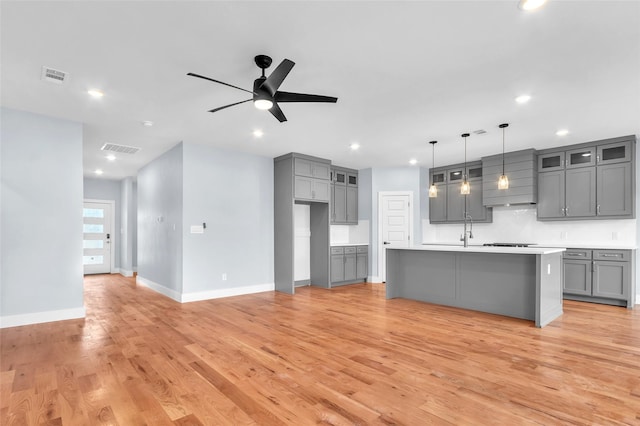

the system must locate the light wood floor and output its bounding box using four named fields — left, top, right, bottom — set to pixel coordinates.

left=1, top=274, right=639, bottom=425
